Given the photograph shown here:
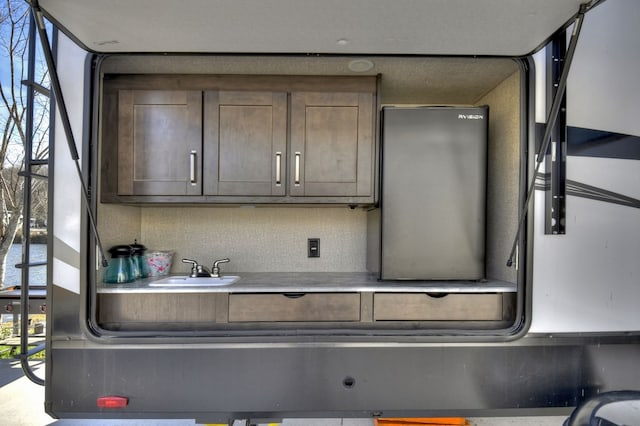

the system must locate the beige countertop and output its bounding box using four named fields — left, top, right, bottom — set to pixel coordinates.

left=97, top=272, right=517, bottom=294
